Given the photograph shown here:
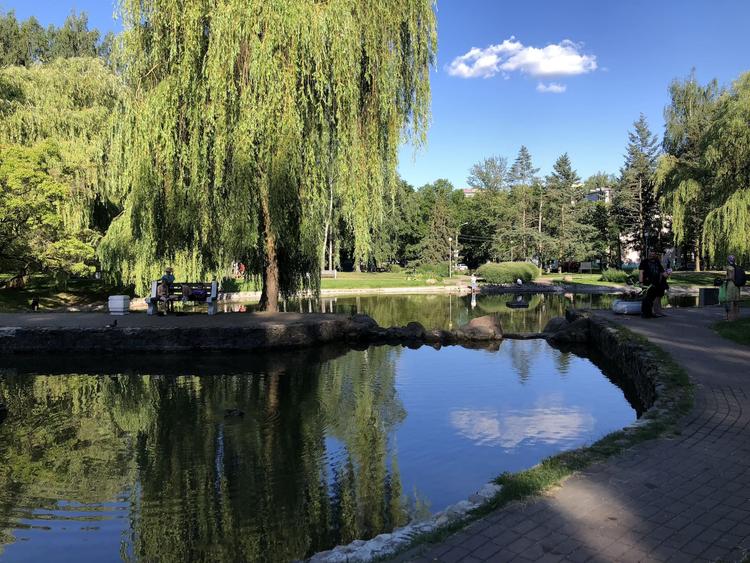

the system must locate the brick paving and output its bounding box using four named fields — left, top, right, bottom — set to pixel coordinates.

left=397, top=307, right=750, bottom=562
